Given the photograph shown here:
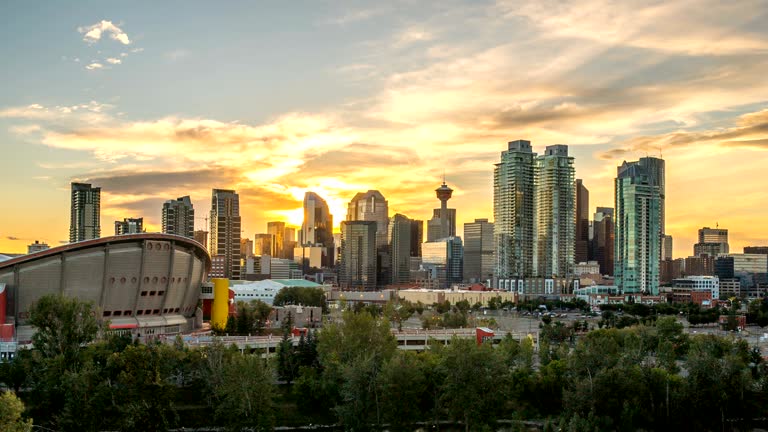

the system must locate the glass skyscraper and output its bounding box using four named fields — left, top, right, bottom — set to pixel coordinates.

left=463, top=218, right=494, bottom=283
left=339, top=221, right=377, bottom=290
left=614, top=158, right=663, bottom=294
left=494, top=140, right=536, bottom=279
left=535, top=145, right=575, bottom=278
